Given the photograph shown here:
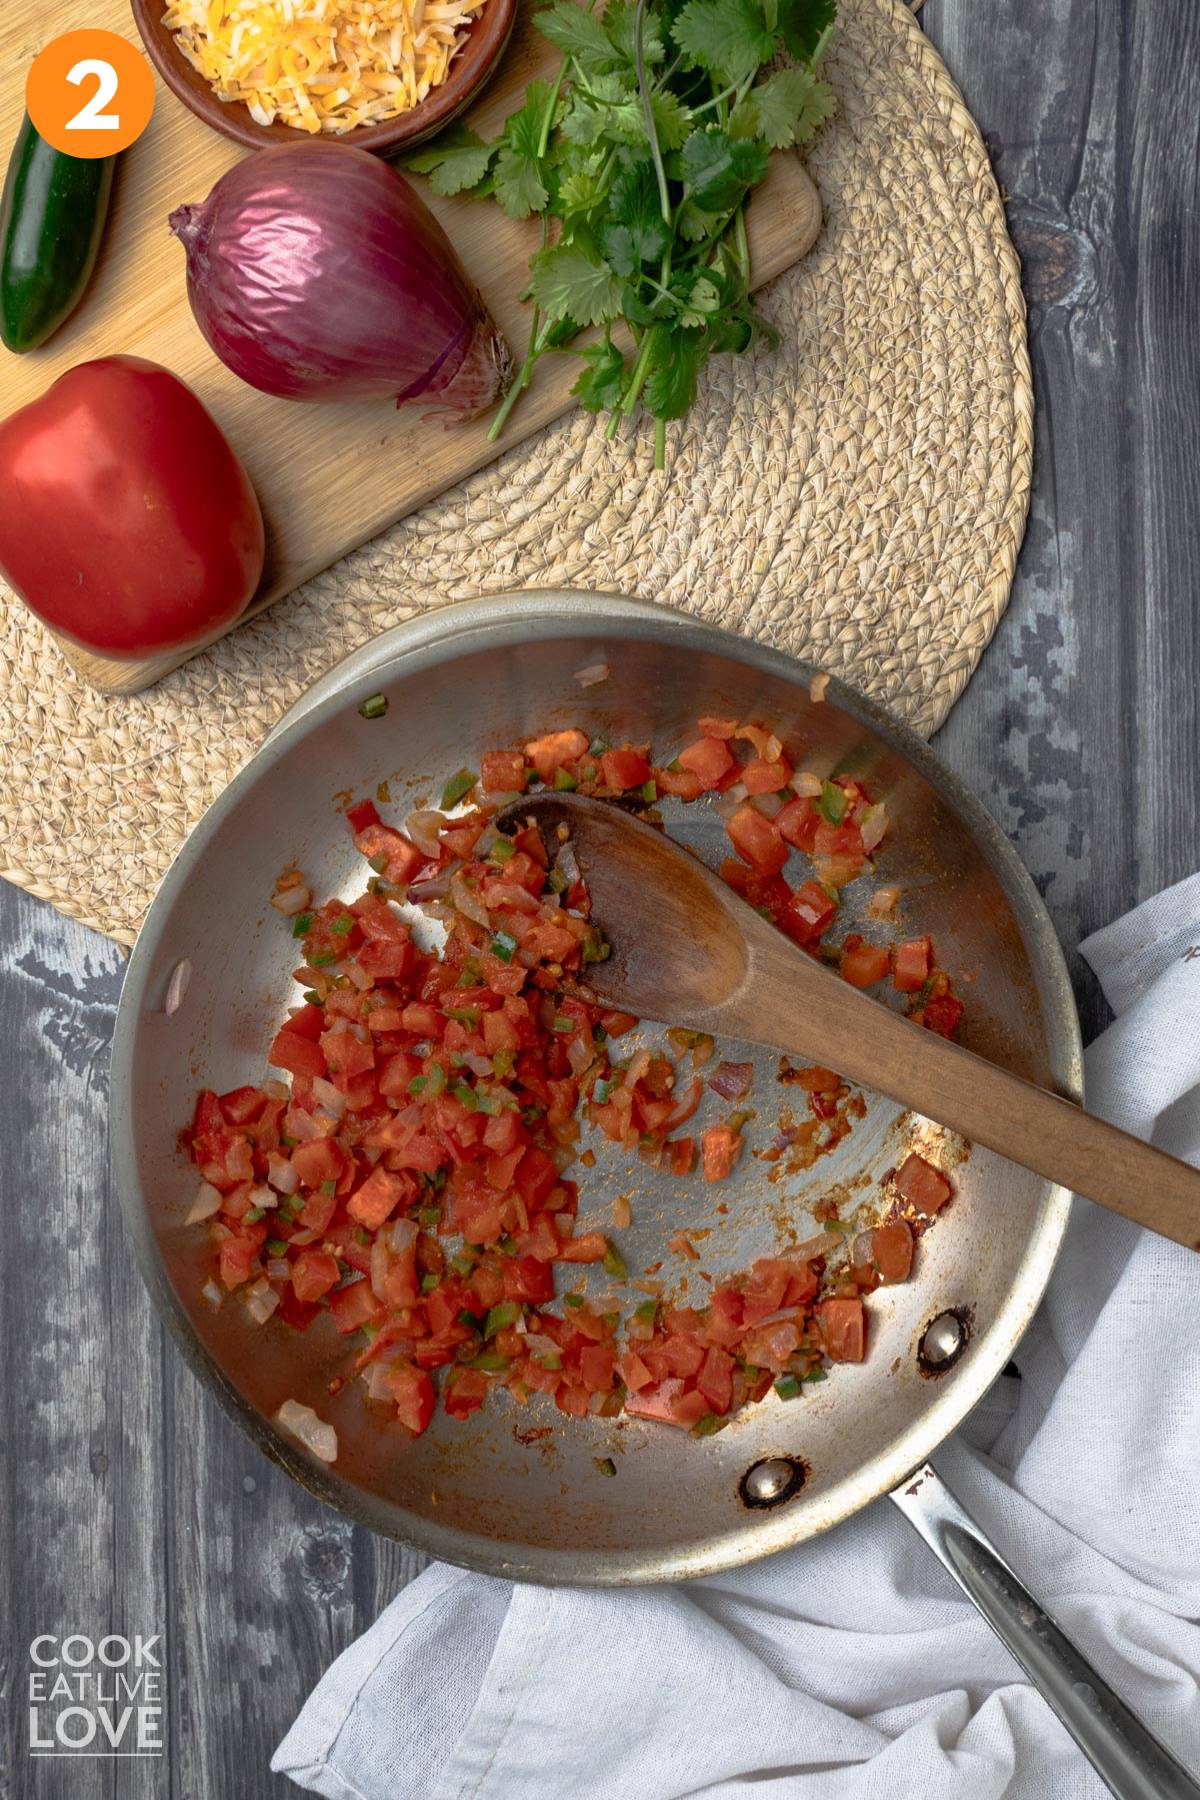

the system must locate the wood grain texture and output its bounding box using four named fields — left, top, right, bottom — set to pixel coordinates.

left=3, top=1, right=1200, bottom=1795
left=0, top=0, right=821, bottom=696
